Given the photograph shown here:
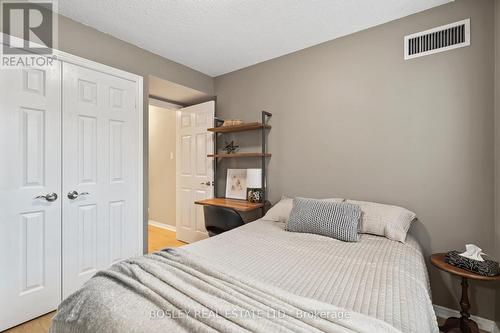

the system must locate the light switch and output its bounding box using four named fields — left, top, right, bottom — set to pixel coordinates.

left=170, top=152, right=174, bottom=160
